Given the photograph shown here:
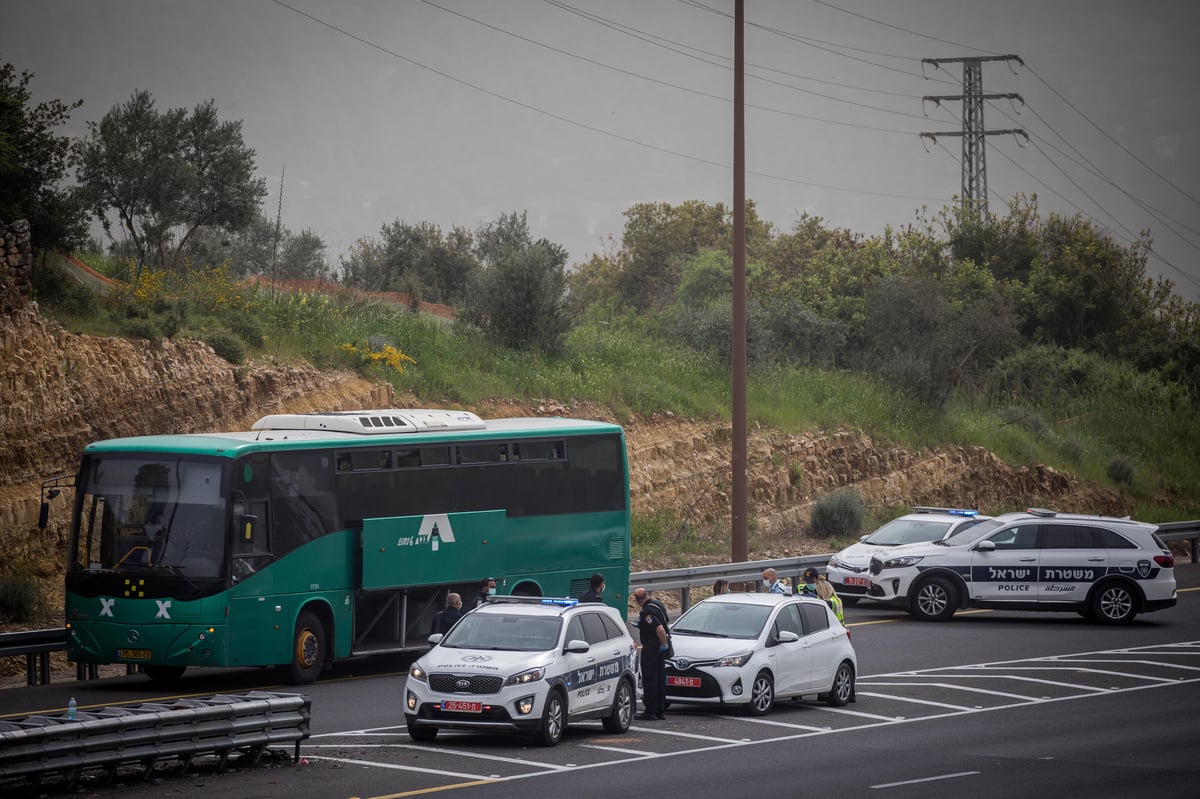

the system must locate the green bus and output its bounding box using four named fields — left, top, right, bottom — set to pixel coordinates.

left=49, top=409, right=631, bottom=684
